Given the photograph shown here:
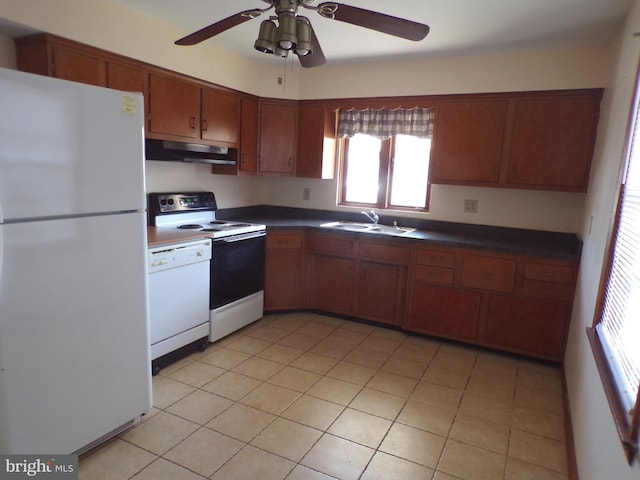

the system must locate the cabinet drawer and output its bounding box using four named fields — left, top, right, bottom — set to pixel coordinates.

left=522, top=279, right=573, bottom=302
left=415, top=265, right=454, bottom=285
left=416, top=249, right=455, bottom=268
left=462, top=255, right=516, bottom=293
left=525, top=263, right=574, bottom=284
left=308, top=234, right=354, bottom=256
left=267, top=233, right=303, bottom=249
left=358, top=242, right=410, bottom=264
